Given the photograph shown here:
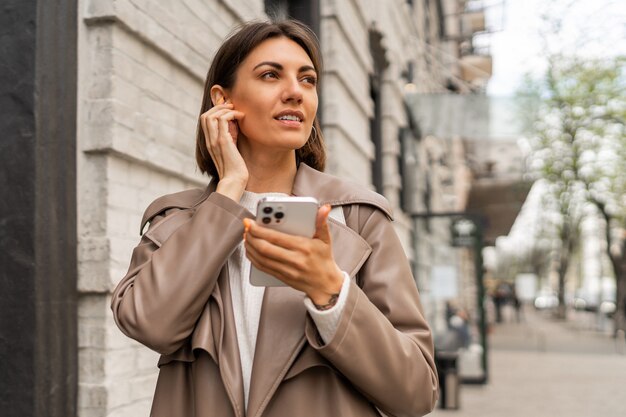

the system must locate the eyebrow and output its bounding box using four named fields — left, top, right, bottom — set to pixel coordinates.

left=252, top=61, right=316, bottom=74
